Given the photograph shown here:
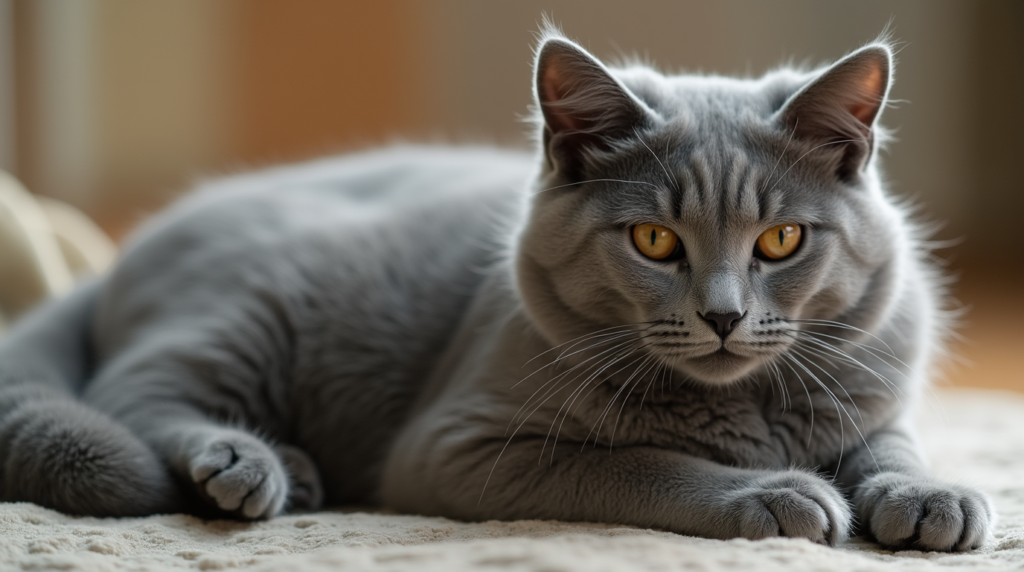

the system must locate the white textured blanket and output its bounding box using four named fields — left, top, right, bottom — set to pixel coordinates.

left=1, top=387, right=1022, bottom=571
